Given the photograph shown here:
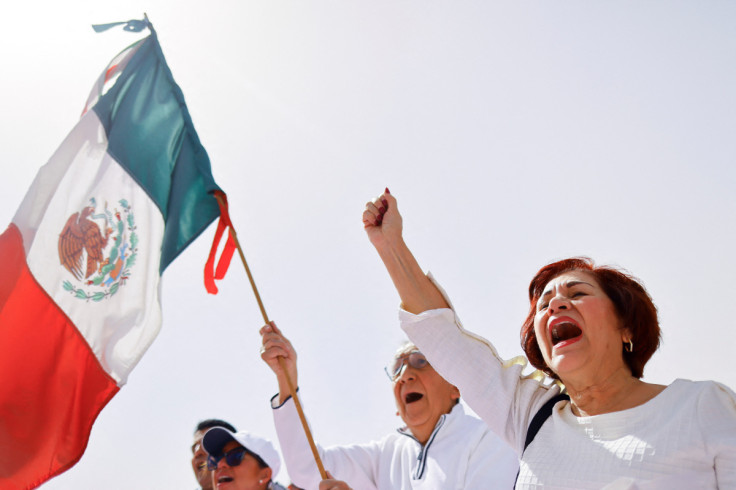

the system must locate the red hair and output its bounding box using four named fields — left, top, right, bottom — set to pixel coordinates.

left=521, top=257, right=661, bottom=379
